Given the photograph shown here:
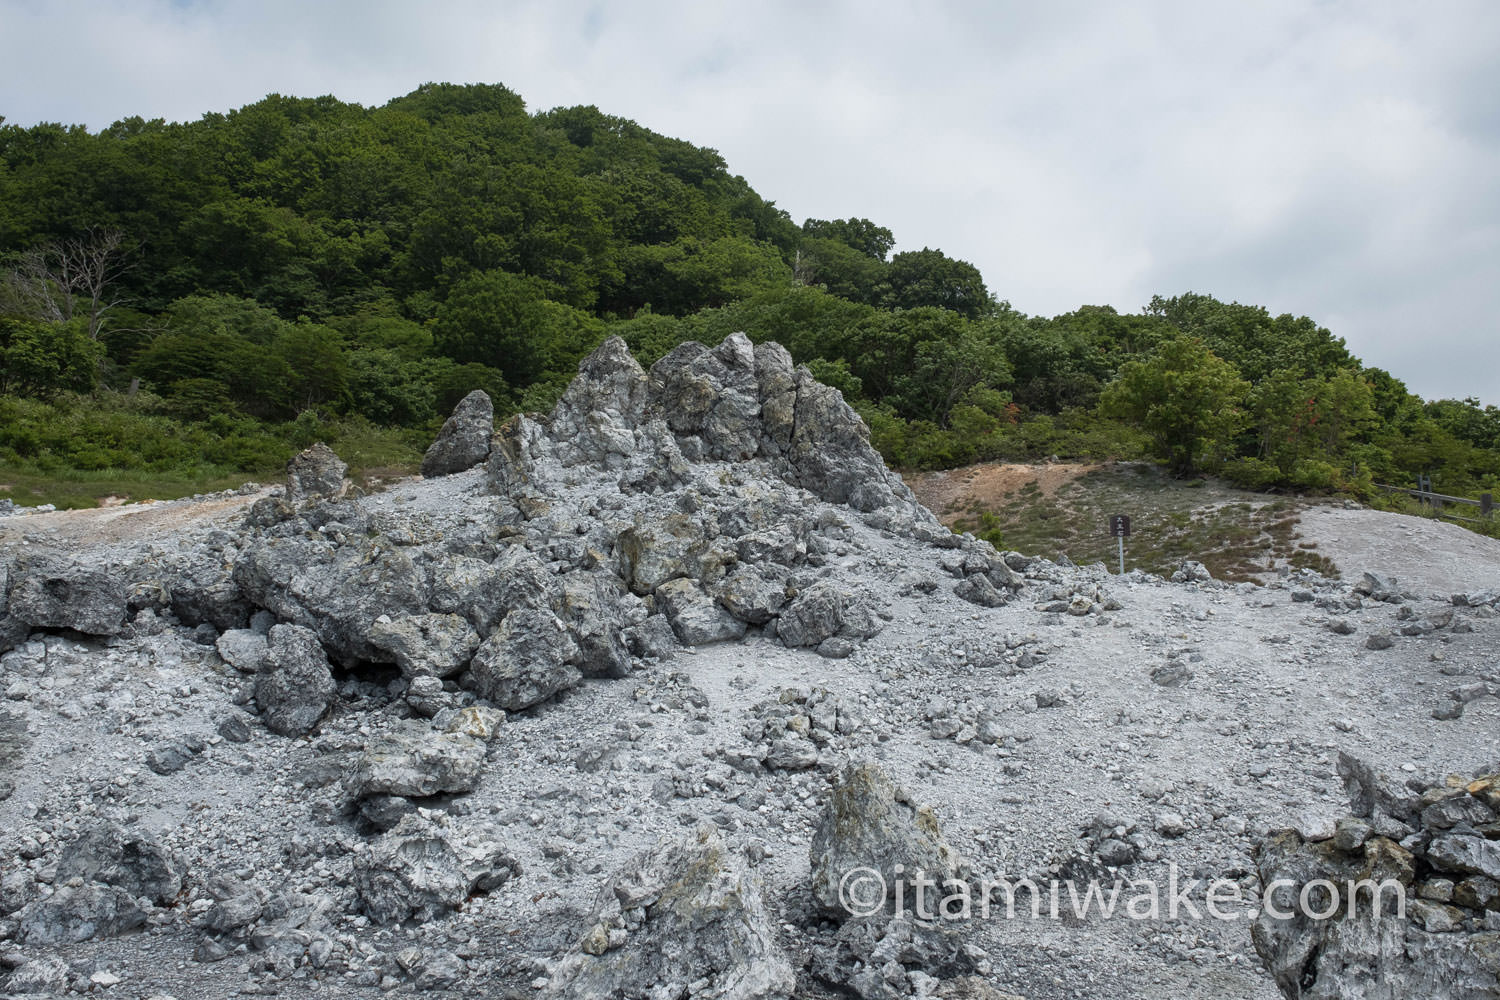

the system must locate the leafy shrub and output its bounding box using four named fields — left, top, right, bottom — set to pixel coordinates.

left=1221, top=457, right=1283, bottom=490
